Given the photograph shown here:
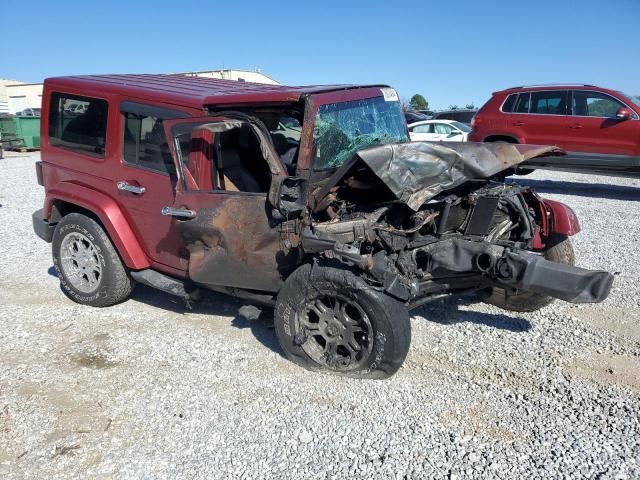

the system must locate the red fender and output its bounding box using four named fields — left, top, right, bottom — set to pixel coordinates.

left=541, top=199, right=581, bottom=237
left=45, top=183, right=150, bottom=270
